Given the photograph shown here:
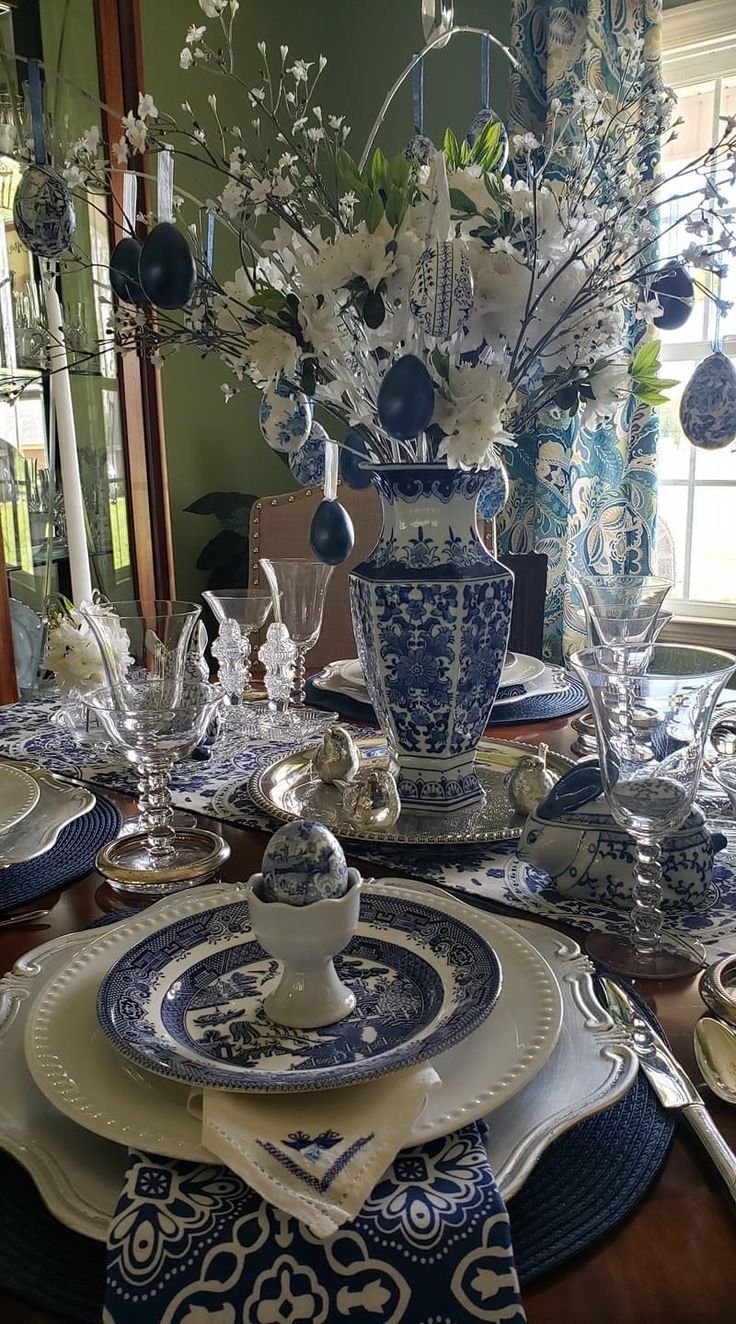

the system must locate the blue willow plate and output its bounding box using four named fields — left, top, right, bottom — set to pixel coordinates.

left=97, top=893, right=501, bottom=1093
